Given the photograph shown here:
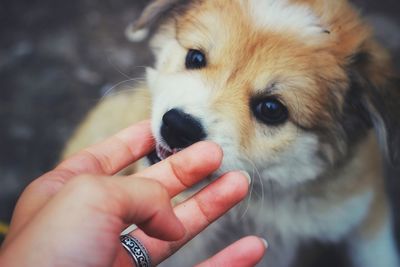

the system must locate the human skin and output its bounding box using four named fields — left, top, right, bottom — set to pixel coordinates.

left=0, top=121, right=266, bottom=267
